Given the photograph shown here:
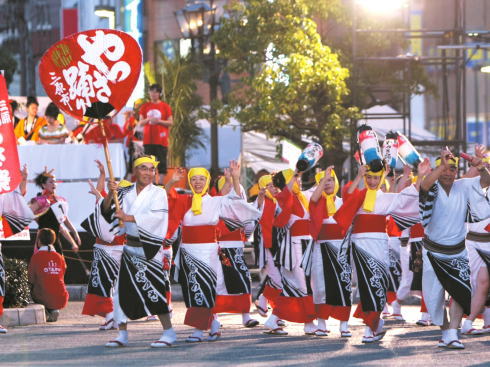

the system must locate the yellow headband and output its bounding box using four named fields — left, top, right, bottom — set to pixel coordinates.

left=366, top=169, right=384, bottom=177
left=133, top=155, right=159, bottom=169
left=258, top=175, right=272, bottom=189
left=435, top=157, right=459, bottom=167
left=280, top=169, right=308, bottom=210
left=258, top=174, right=276, bottom=202
left=188, top=167, right=211, bottom=215
left=217, top=176, right=226, bottom=192
left=315, top=170, right=339, bottom=216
